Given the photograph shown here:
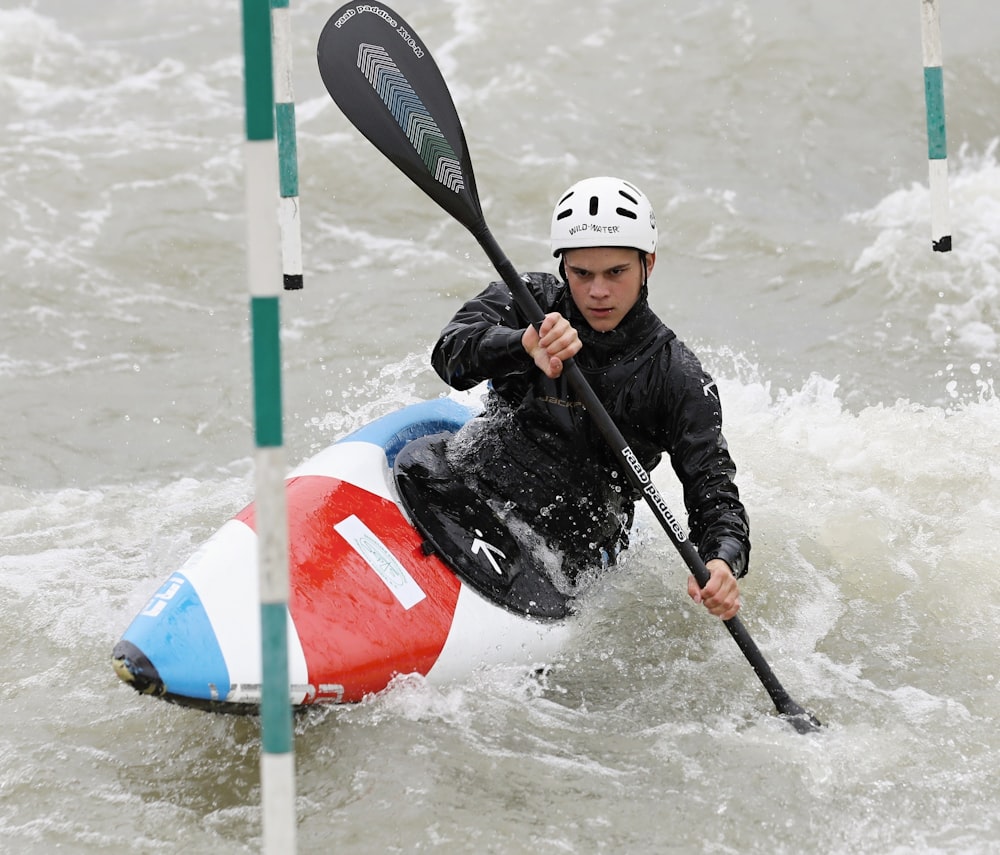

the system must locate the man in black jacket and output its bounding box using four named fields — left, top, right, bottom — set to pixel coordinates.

left=431, top=177, right=749, bottom=620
